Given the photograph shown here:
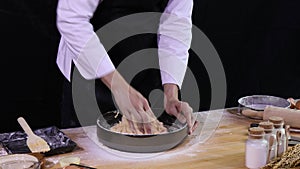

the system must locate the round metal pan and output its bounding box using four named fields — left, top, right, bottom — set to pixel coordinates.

left=238, top=95, right=290, bottom=118
left=96, top=110, right=188, bottom=153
